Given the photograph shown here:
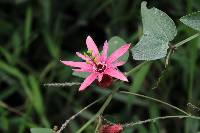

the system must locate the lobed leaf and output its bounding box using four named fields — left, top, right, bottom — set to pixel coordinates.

left=180, top=11, right=200, bottom=32
left=141, top=1, right=177, bottom=42
left=132, top=1, right=177, bottom=60
left=132, top=35, right=168, bottom=60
